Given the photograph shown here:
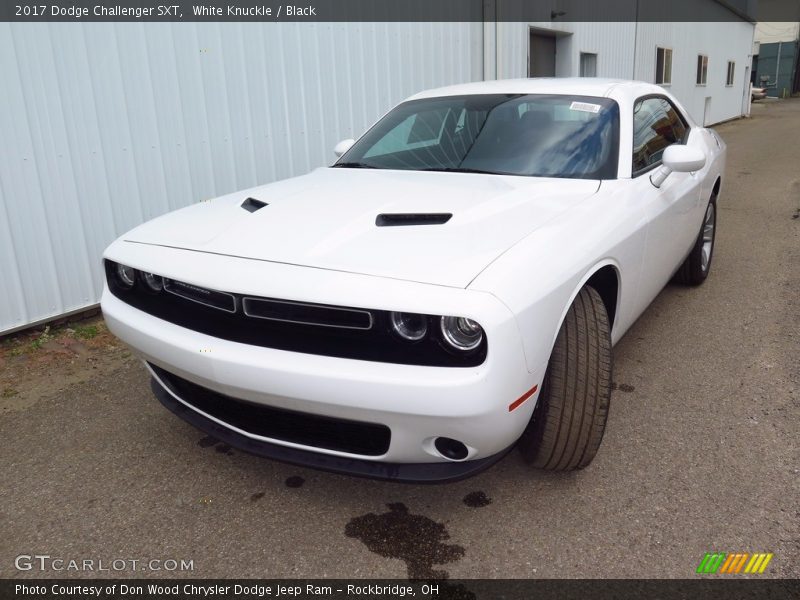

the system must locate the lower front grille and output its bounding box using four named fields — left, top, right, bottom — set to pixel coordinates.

left=150, top=364, right=391, bottom=456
